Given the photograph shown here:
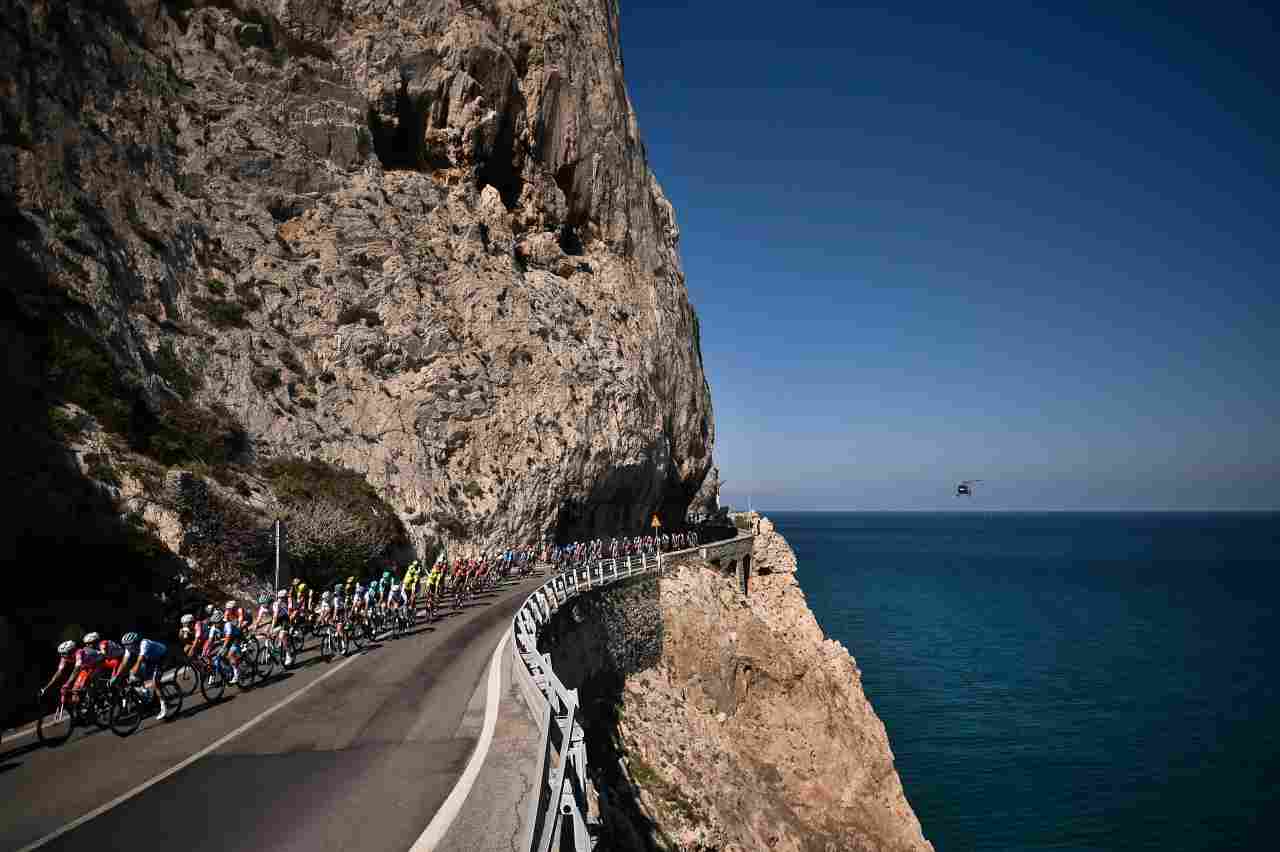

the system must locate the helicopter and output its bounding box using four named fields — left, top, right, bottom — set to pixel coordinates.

left=956, top=479, right=982, bottom=497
